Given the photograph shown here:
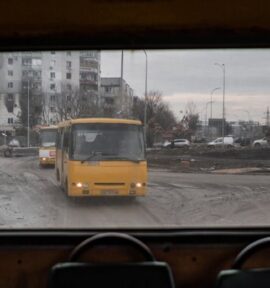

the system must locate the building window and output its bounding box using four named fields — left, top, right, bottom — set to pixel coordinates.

left=32, top=59, right=42, bottom=66
left=50, top=60, right=56, bottom=68
left=66, top=61, right=72, bottom=69
left=8, top=58, right=13, bottom=65
left=105, top=87, right=111, bottom=93
left=50, top=107, right=56, bottom=112
left=50, top=72, right=55, bottom=79
left=33, top=71, right=41, bottom=78
left=22, top=58, right=31, bottom=66
left=8, top=70, right=13, bottom=76
left=50, top=83, right=56, bottom=90
left=8, top=82, right=13, bottom=88
left=105, top=98, right=114, bottom=105
left=67, top=95, right=71, bottom=101
left=66, top=84, right=72, bottom=91
left=67, top=52, right=71, bottom=56
left=8, top=118, right=13, bottom=124
left=50, top=95, right=56, bottom=102
left=66, top=73, right=72, bottom=79
left=51, top=51, right=55, bottom=54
